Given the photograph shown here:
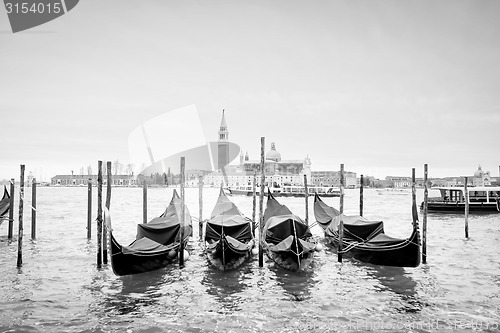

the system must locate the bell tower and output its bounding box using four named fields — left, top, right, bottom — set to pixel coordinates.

left=217, top=109, right=230, bottom=170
